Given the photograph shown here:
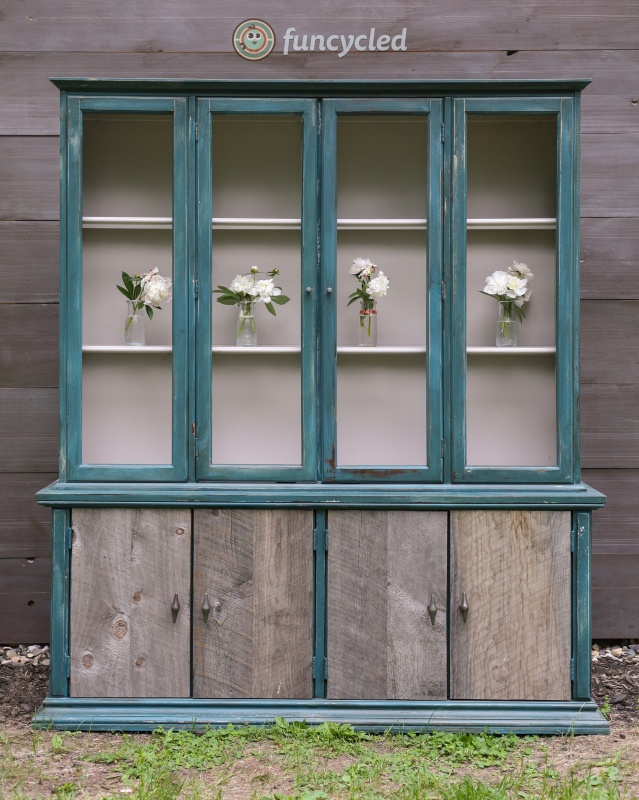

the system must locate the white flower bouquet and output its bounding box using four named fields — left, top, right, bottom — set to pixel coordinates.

left=117, top=268, right=172, bottom=328
left=213, top=266, right=290, bottom=317
left=480, top=261, right=533, bottom=322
